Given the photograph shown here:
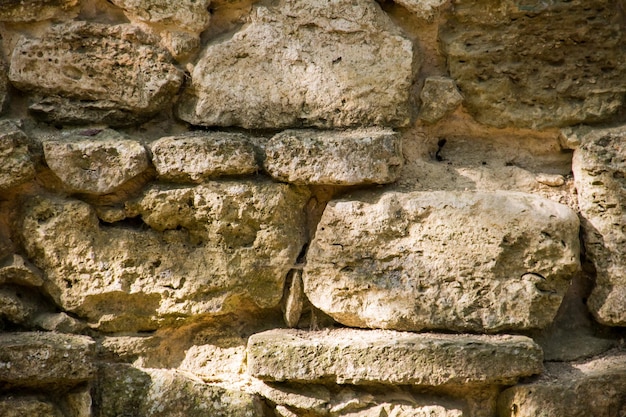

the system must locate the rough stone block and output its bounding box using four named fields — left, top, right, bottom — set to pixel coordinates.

left=109, top=0, right=211, bottom=32
left=572, top=125, right=626, bottom=326
left=247, top=329, right=543, bottom=386
left=0, top=121, right=35, bottom=191
left=304, top=190, right=581, bottom=332
left=176, top=0, right=416, bottom=129
left=418, top=76, right=463, bottom=124
left=0, top=332, right=95, bottom=389
left=440, top=0, right=626, bottom=129
left=9, top=22, right=182, bottom=125
left=150, top=132, right=258, bottom=182
left=497, top=351, right=626, bottom=417
left=393, top=0, right=448, bottom=22
left=264, top=128, right=402, bottom=185
left=0, top=0, right=78, bottom=22
left=0, top=397, right=63, bottom=417
left=0, top=254, right=43, bottom=287
left=43, top=129, right=149, bottom=195
left=21, top=180, right=309, bottom=331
